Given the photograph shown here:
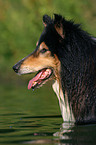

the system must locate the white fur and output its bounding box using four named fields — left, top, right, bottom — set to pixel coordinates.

left=52, top=80, right=75, bottom=122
